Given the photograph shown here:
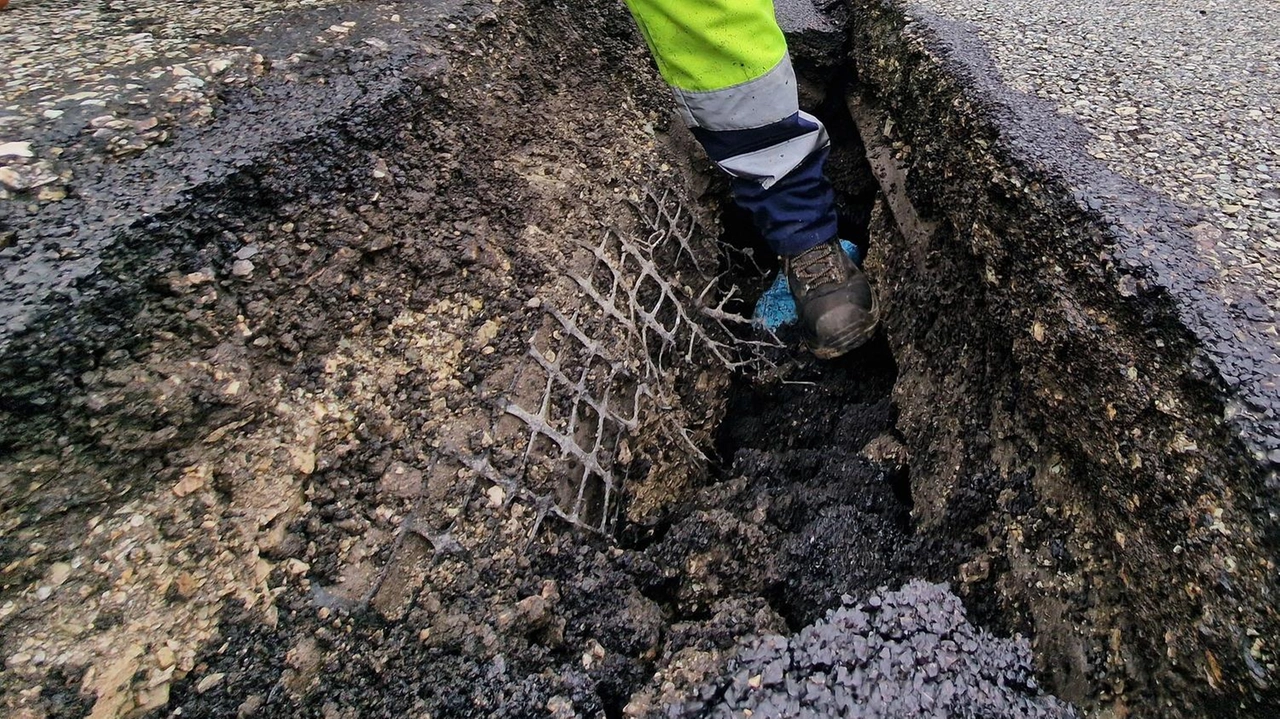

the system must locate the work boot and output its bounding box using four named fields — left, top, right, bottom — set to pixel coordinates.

left=783, top=238, right=879, bottom=359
